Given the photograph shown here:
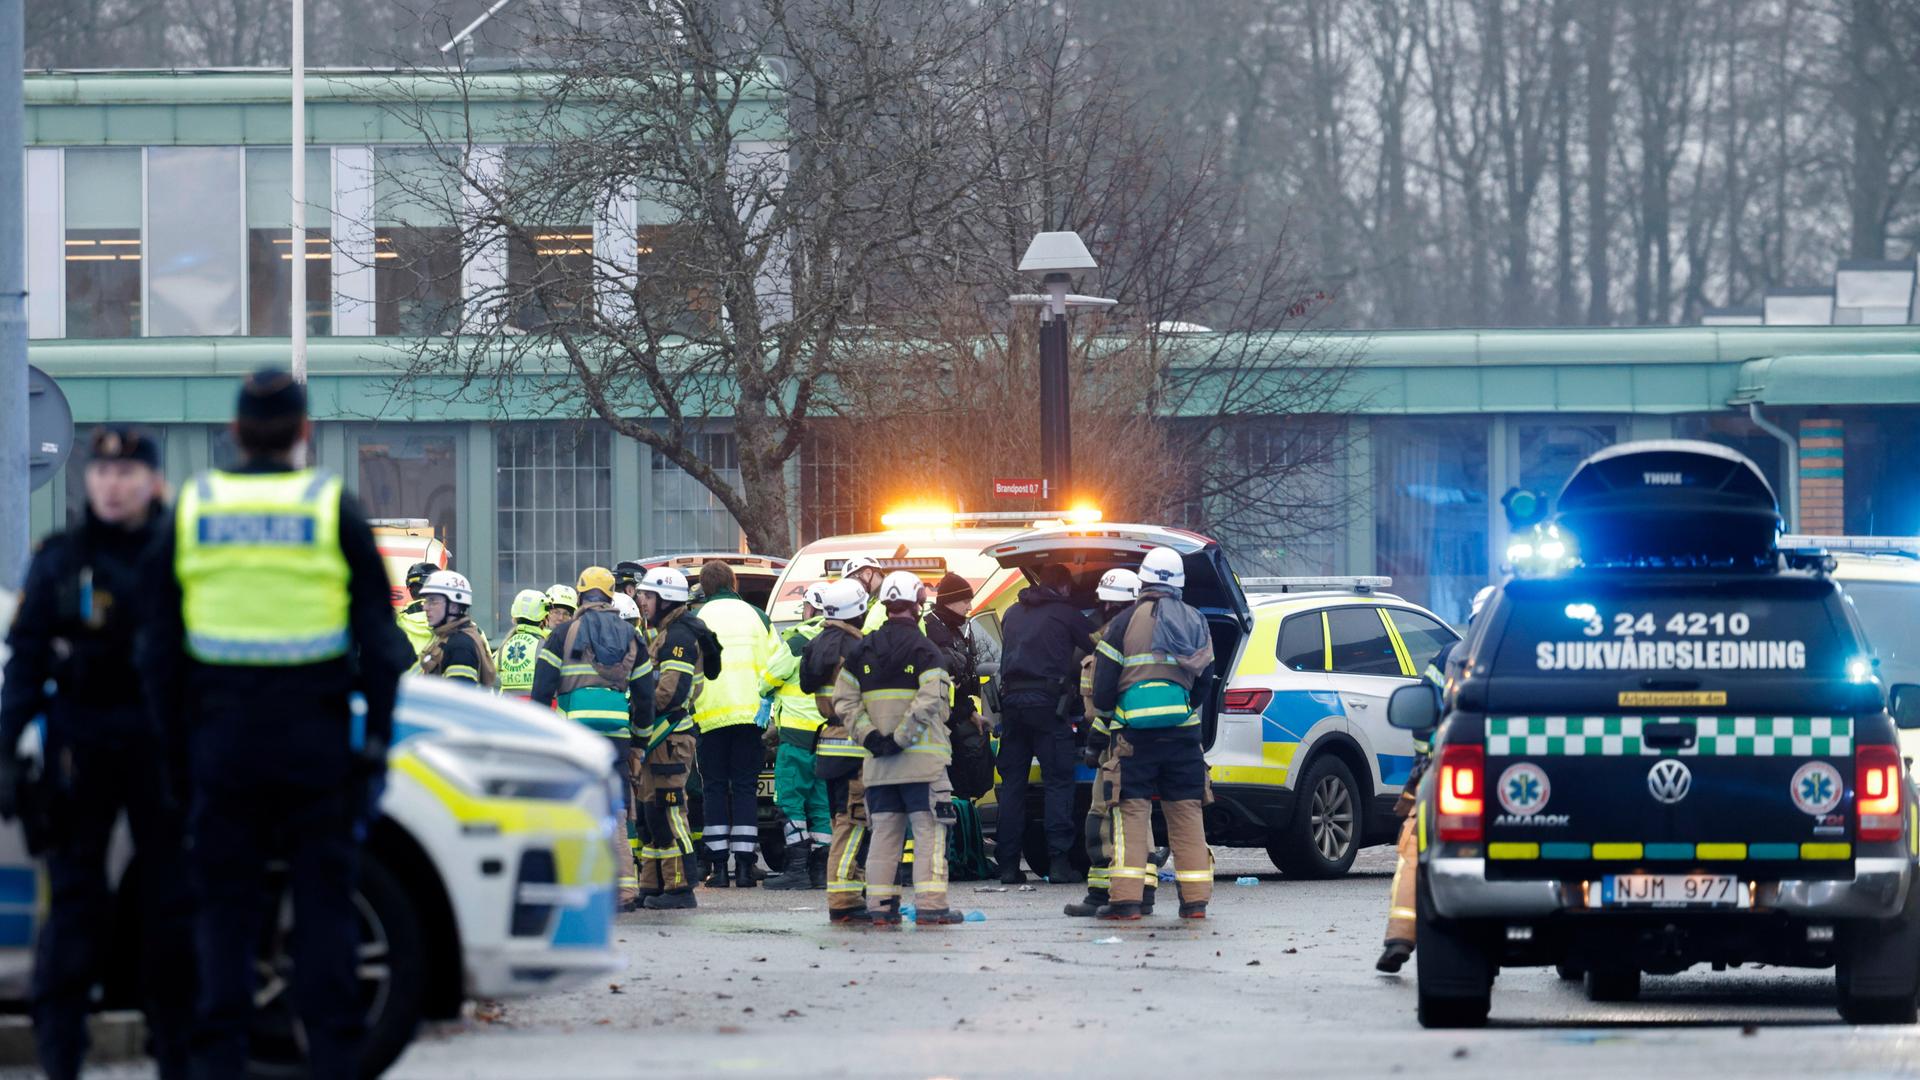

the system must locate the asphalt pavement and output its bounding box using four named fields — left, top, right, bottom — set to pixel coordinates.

left=380, top=846, right=1920, bottom=1078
